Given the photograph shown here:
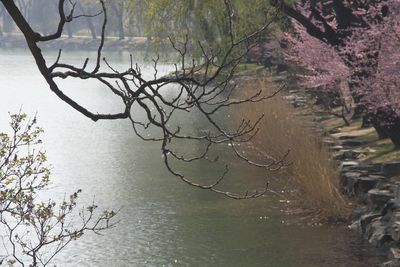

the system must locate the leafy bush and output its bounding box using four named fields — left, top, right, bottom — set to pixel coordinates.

left=0, top=112, right=116, bottom=266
